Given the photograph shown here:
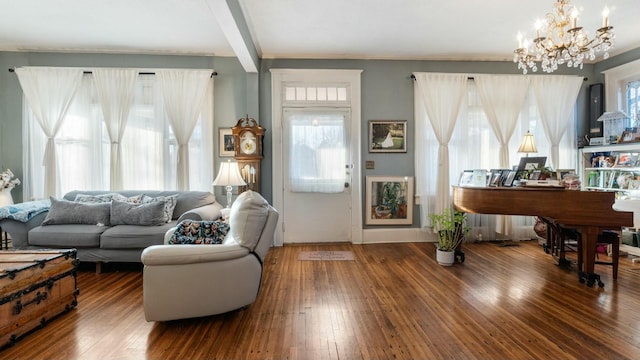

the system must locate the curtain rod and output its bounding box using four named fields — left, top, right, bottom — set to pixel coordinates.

left=410, top=74, right=588, bottom=81
left=8, top=68, right=217, bottom=77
